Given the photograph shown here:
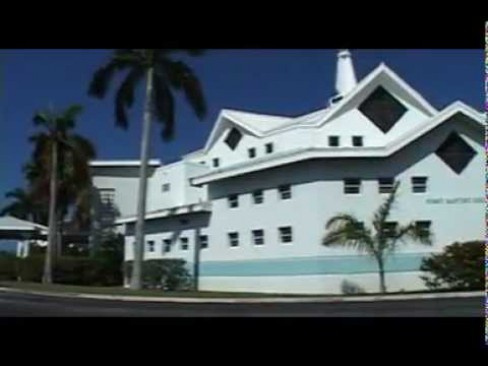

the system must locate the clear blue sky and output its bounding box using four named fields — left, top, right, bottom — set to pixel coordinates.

left=0, top=49, right=483, bottom=210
